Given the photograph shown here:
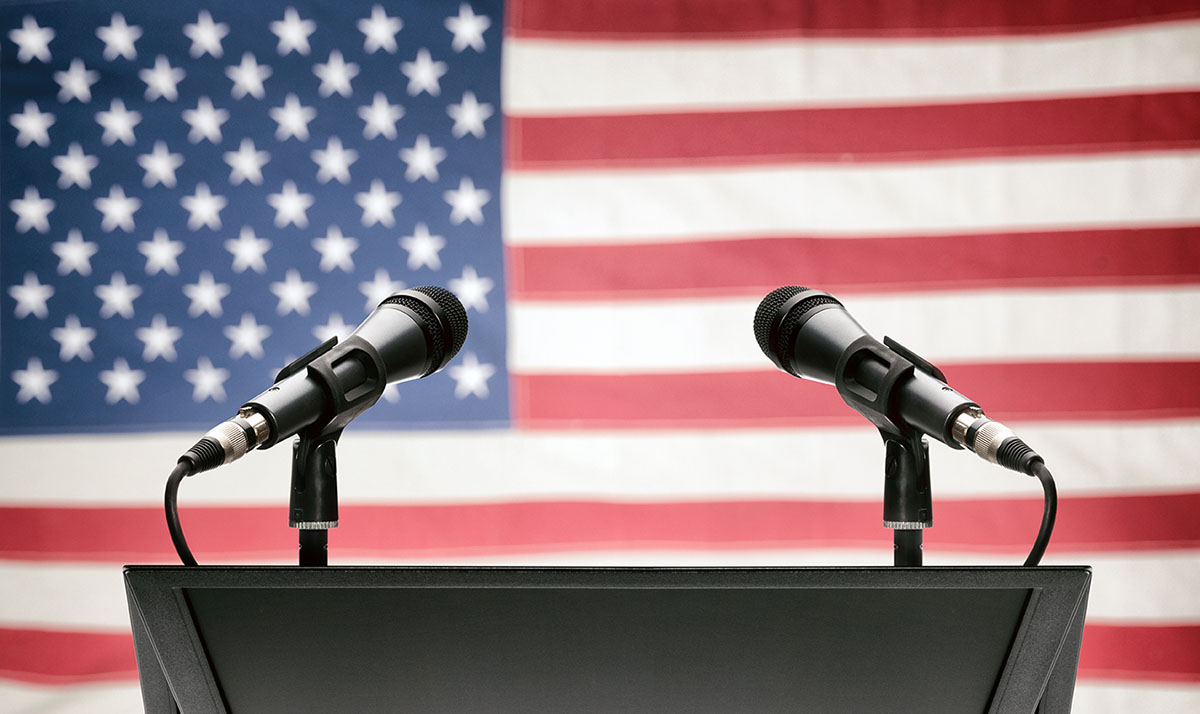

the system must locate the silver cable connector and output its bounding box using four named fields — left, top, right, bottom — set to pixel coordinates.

left=199, top=407, right=271, bottom=466
left=952, top=407, right=1020, bottom=466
